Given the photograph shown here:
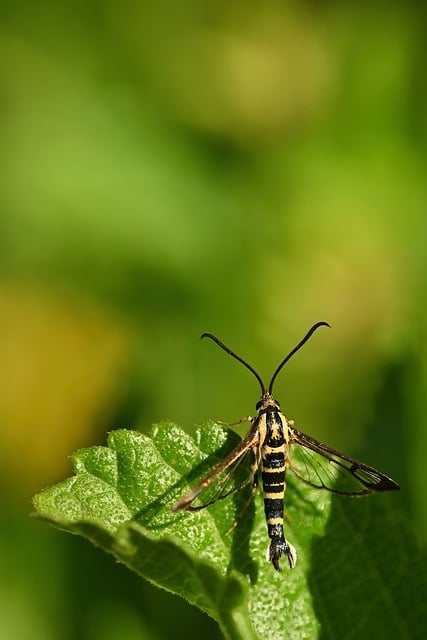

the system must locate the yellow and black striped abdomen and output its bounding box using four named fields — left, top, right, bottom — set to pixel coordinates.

left=262, top=411, right=287, bottom=530
left=260, top=409, right=295, bottom=570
